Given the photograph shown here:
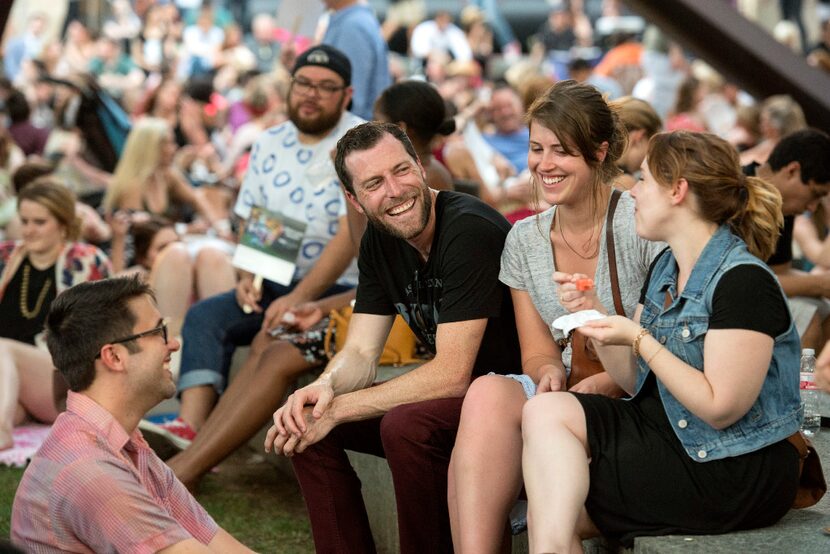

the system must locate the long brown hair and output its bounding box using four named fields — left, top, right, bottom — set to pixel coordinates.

left=646, top=131, right=782, bottom=259
left=525, top=79, right=627, bottom=221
